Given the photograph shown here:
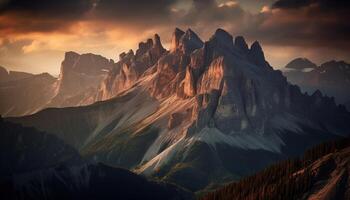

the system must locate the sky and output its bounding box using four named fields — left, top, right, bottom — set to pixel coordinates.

left=0, top=0, right=349, bottom=75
